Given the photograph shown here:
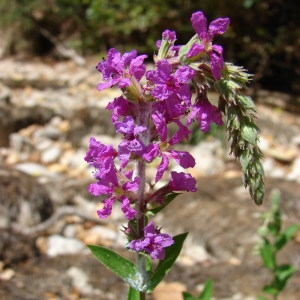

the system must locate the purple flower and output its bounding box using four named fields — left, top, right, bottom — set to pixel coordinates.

left=114, top=116, right=148, bottom=167
left=129, top=222, right=174, bottom=260
left=162, top=30, right=176, bottom=42
left=106, top=96, right=135, bottom=123
left=169, top=171, right=197, bottom=192
left=187, top=11, right=230, bottom=80
left=96, top=48, right=147, bottom=90
left=114, top=116, right=146, bottom=139
left=84, top=137, right=118, bottom=182
left=168, top=119, right=192, bottom=145
left=143, top=140, right=195, bottom=182
left=89, top=174, right=139, bottom=220
left=187, top=96, right=223, bottom=132
left=146, top=59, right=195, bottom=102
